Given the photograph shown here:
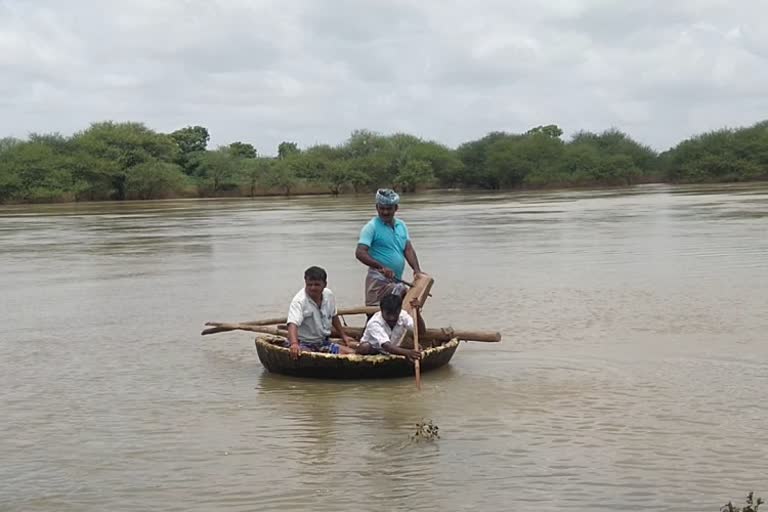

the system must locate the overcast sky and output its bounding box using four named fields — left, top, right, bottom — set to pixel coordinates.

left=2, top=0, right=767, bottom=154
